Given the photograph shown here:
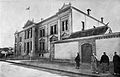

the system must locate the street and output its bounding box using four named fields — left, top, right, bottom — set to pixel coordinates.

left=0, top=61, right=89, bottom=77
